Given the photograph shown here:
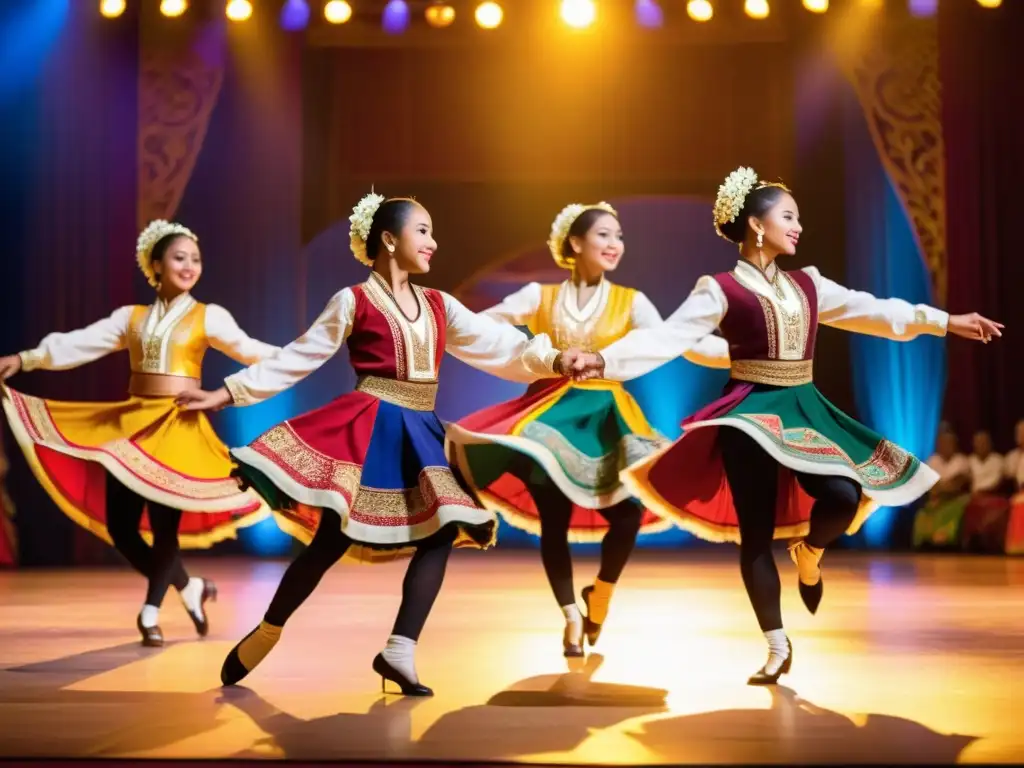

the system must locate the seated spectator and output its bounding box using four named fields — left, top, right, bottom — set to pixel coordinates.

left=914, top=429, right=971, bottom=548
left=1003, top=420, right=1024, bottom=491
